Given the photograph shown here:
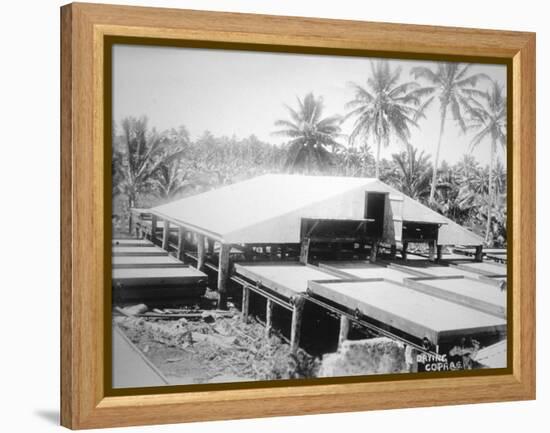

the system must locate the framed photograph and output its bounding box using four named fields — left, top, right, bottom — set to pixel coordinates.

left=60, top=2, right=535, bottom=429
